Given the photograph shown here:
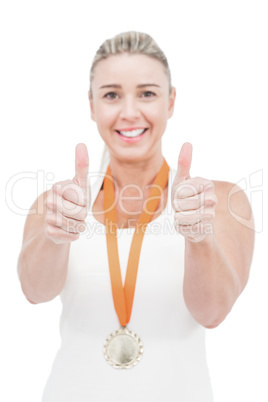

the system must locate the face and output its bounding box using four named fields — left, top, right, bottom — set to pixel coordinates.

left=89, top=53, right=176, bottom=163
